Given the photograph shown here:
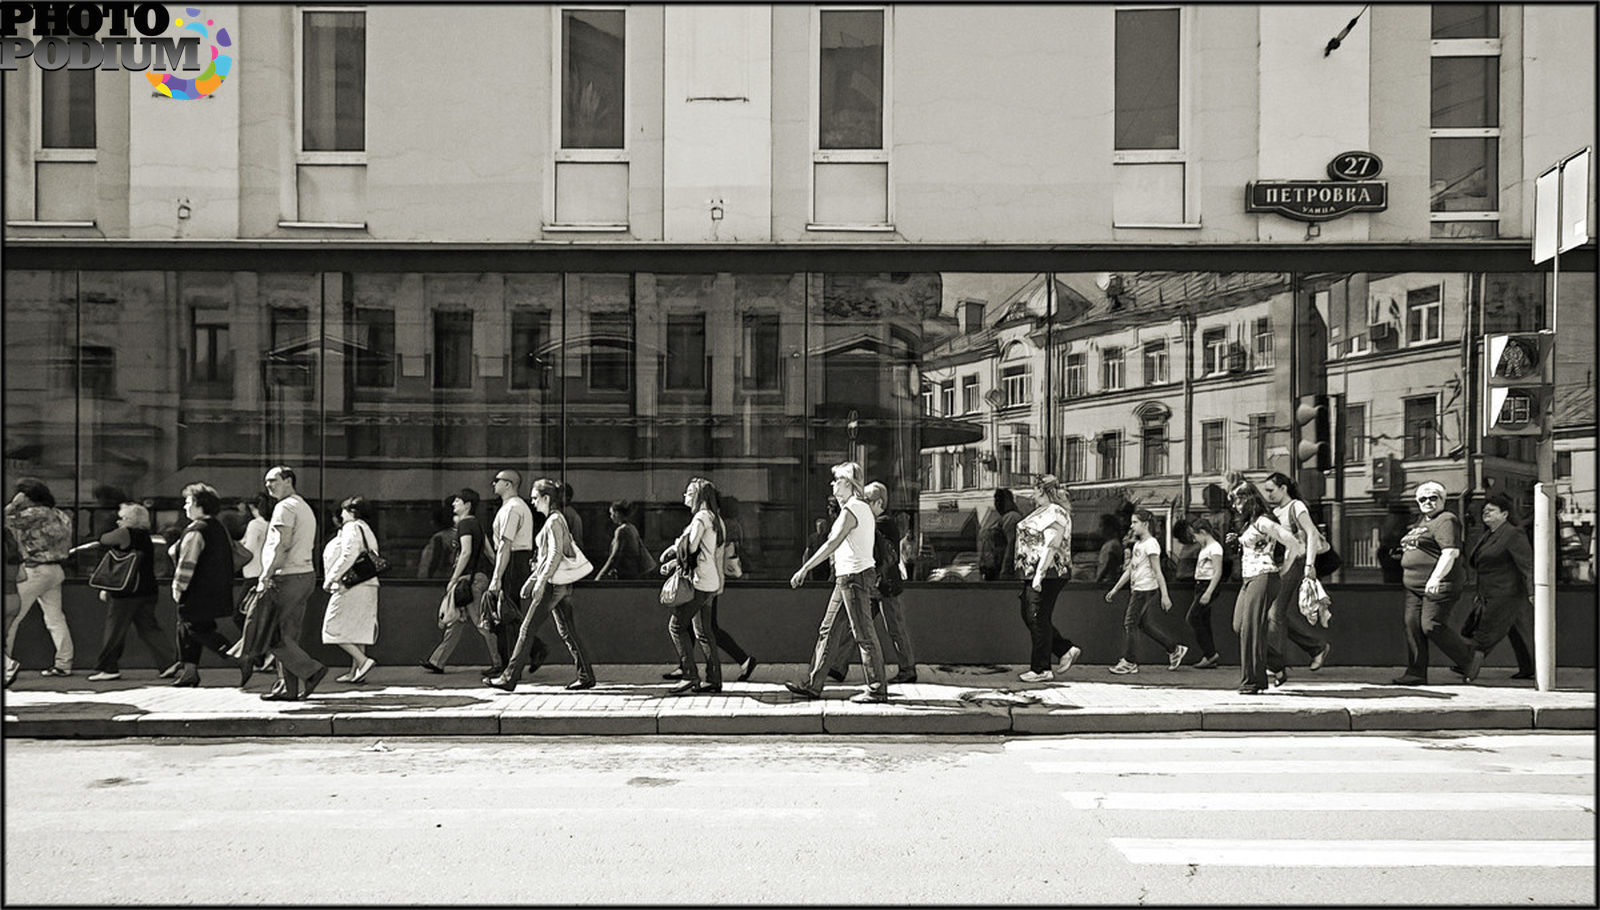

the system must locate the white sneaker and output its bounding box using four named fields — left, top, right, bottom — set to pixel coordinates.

left=1109, top=659, right=1139, bottom=675
left=87, top=671, right=121, bottom=681
left=1019, top=669, right=1054, bottom=683
left=1058, top=645, right=1082, bottom=673
left=1168, top=644, right=1189, bottom=670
